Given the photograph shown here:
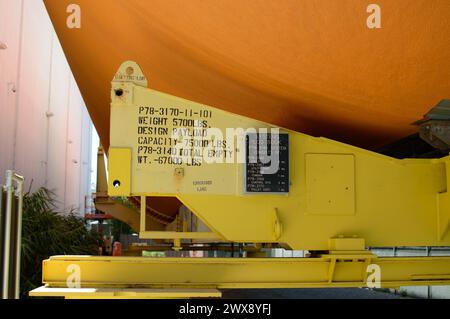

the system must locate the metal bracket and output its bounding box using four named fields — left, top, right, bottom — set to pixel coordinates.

left=416, top=100, right=450, bottom=150
left=139, top=196, right=221, bottom=242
